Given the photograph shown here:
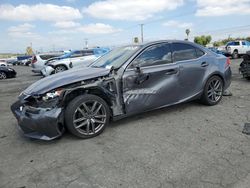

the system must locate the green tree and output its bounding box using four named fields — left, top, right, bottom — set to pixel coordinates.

left=194, top=35, right=212, bottom=46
